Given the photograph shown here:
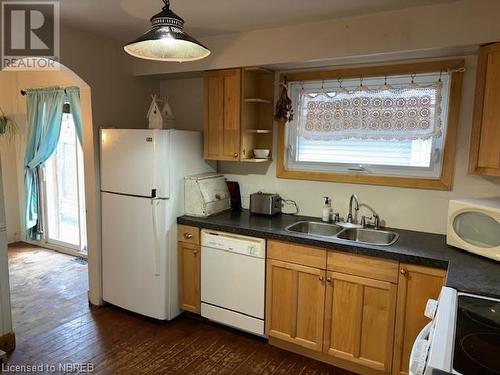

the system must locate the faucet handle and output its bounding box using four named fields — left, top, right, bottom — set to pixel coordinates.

left=361, top=215, right=367, bottom=227
left=362, top=214, right=381, bottom=229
